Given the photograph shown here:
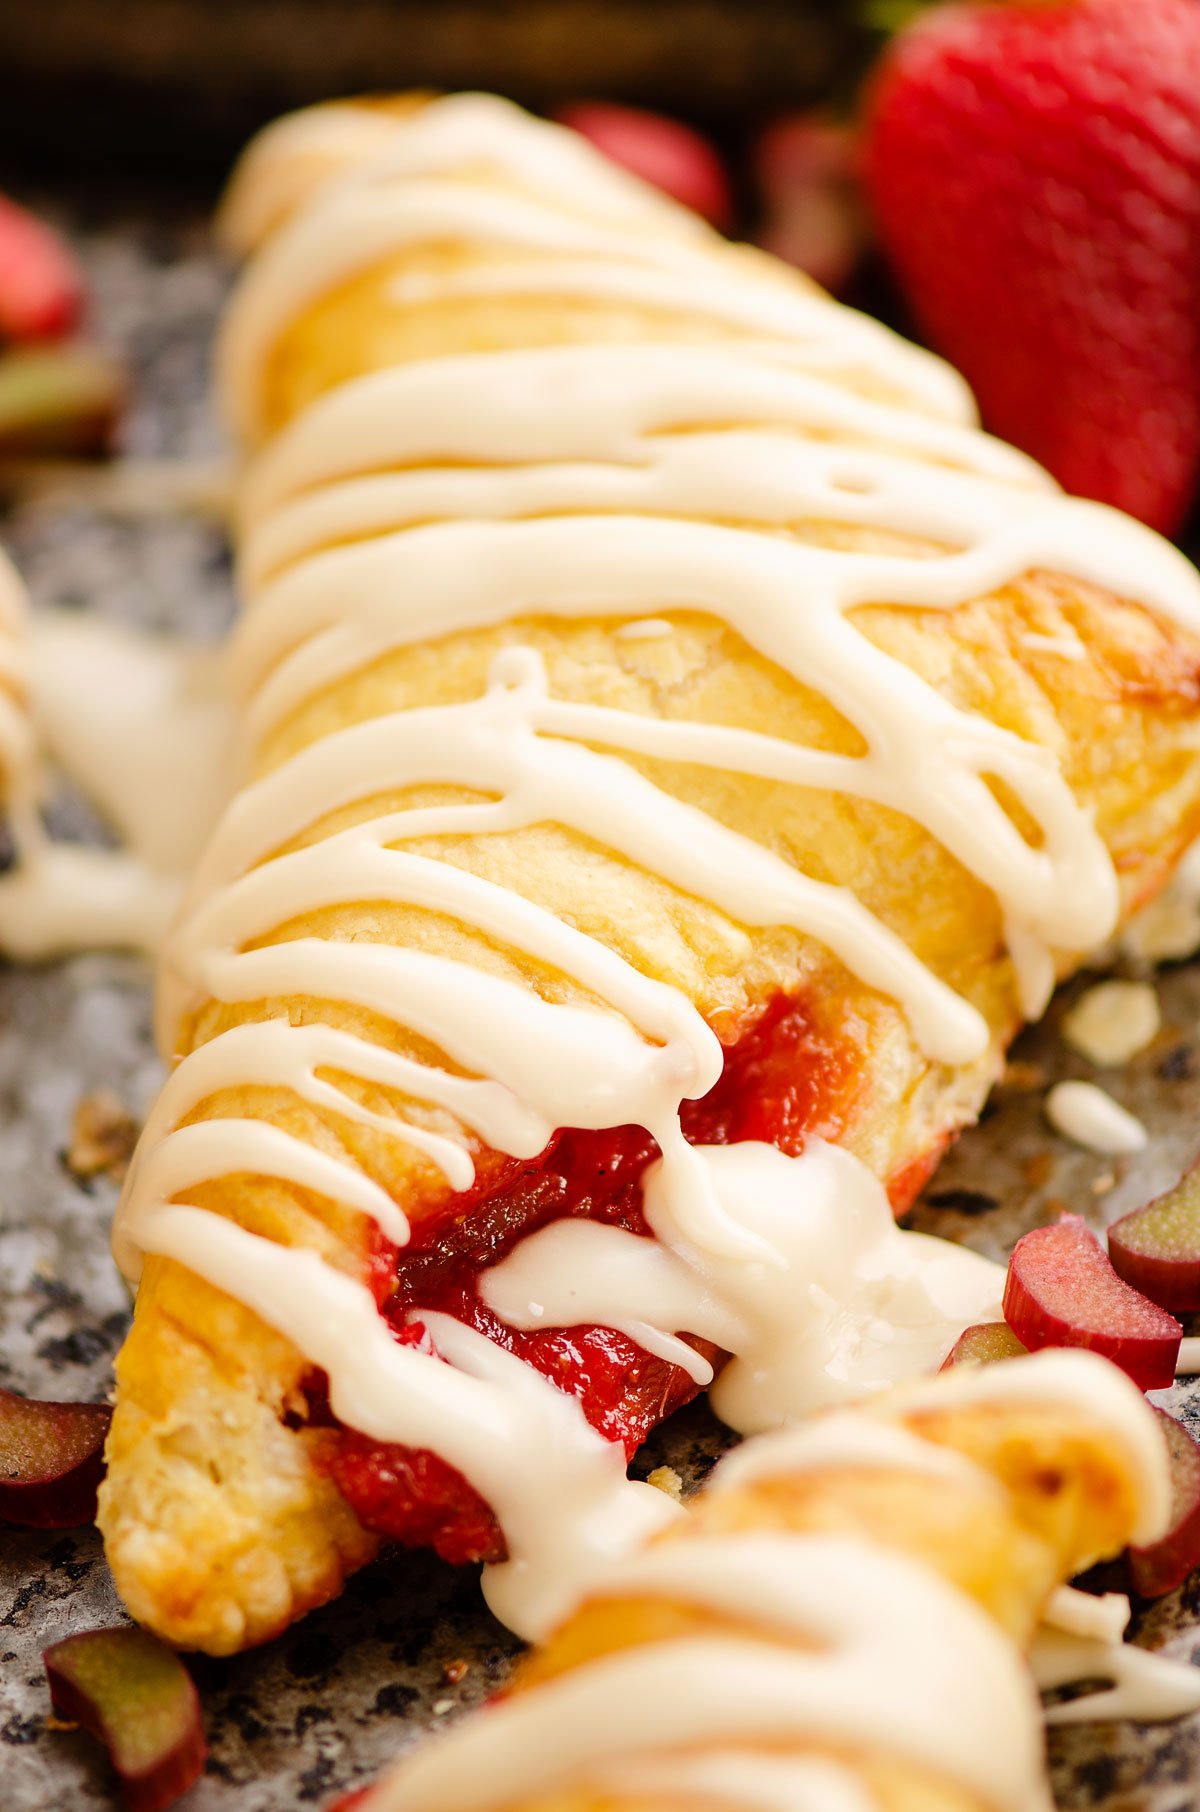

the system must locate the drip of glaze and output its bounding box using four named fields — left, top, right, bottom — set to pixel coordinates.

left=0, top=610, right=234, bottom=961
left=1036, top=1586, right=1200, bottom=1725
left=479, top=1140, right=1004, bottom=1429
